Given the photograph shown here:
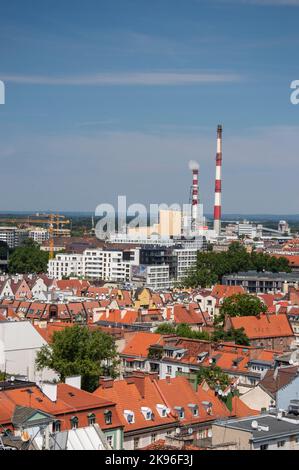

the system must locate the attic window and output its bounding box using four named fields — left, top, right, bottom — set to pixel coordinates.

left=104, top=410, right=112, bottom=425
left=70, top=416, right=79, bottom=430
left=174, top=406, right=185, bottom=419
left=88, top=413, right=96, bottom=425
left=188, top=404, right=198, bottom=416
left=156, top=404, right=168, bottom=417
left=141, top=407, right=153, bottom=421
left=124, top=410, right=135, bottom=424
